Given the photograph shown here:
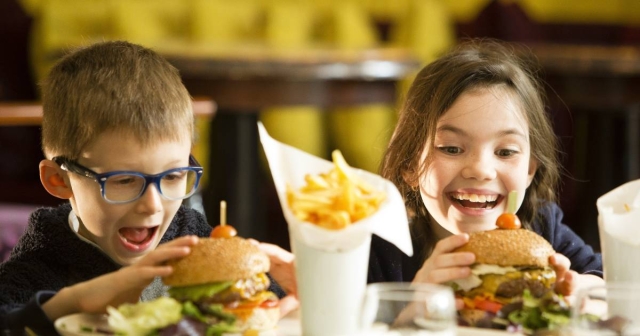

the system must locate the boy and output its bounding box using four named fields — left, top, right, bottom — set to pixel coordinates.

left=0, top=41, right=288, bottom=334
